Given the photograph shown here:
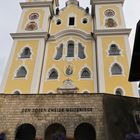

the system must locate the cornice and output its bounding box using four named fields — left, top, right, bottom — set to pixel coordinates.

left=20, top=2, right=54, bottom=14
left=90, top=0, right=125, bottom=5
left=10, top=32, right=48, bottom=39
left=49, top=29, right=93, bottom=41
left=94, top=28, right=131, bottom=37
